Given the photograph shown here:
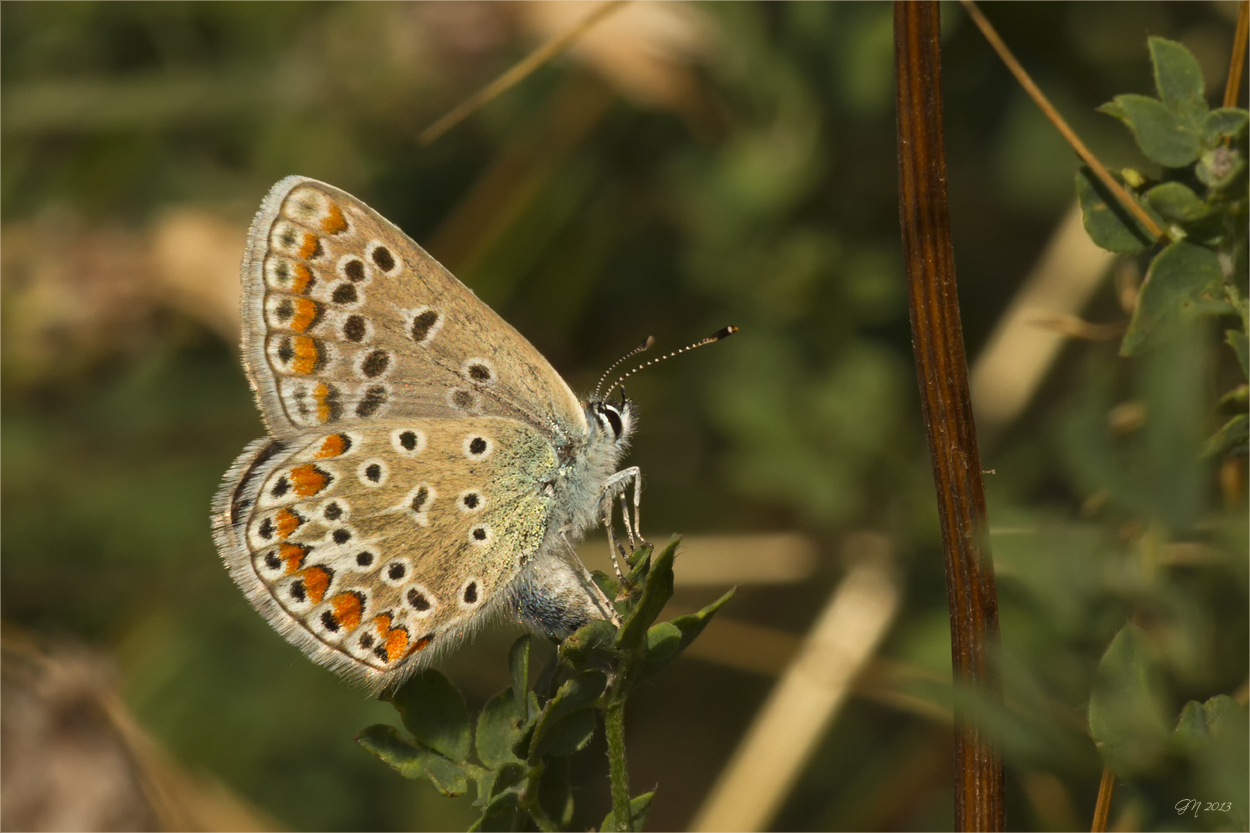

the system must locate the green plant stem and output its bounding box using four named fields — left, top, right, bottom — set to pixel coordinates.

left=604, top=691, right=633, bottom=832
left=521, top=762, right=557, bottom=833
